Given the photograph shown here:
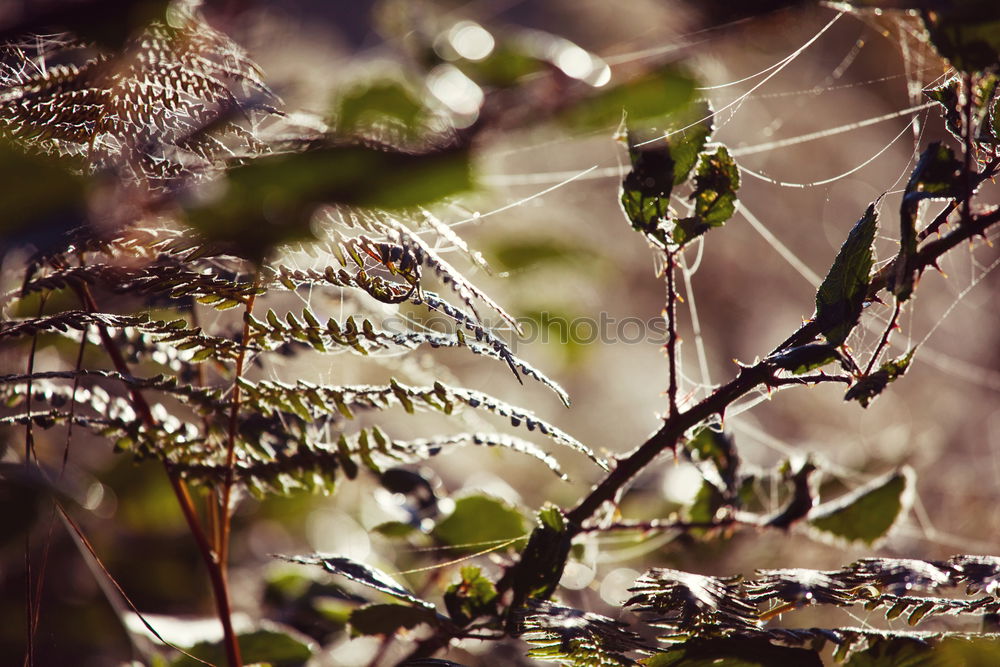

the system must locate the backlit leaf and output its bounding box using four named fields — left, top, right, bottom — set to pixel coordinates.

left=807, top=468, right=914, bottom=546
left=432, top=495, right=526, bottom=554
left=814, top=203, right=878, bottom=345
